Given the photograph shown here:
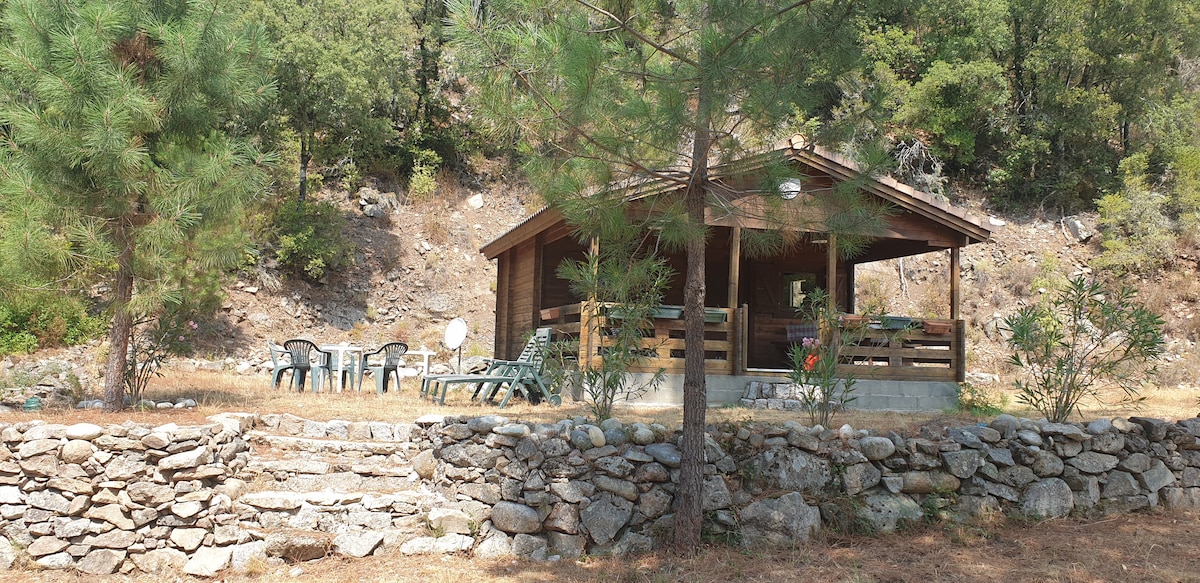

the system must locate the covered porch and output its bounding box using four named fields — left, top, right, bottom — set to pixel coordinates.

left=481, top=138, right=990, bottom=407
left=533, top=249, right=966, bottom=385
